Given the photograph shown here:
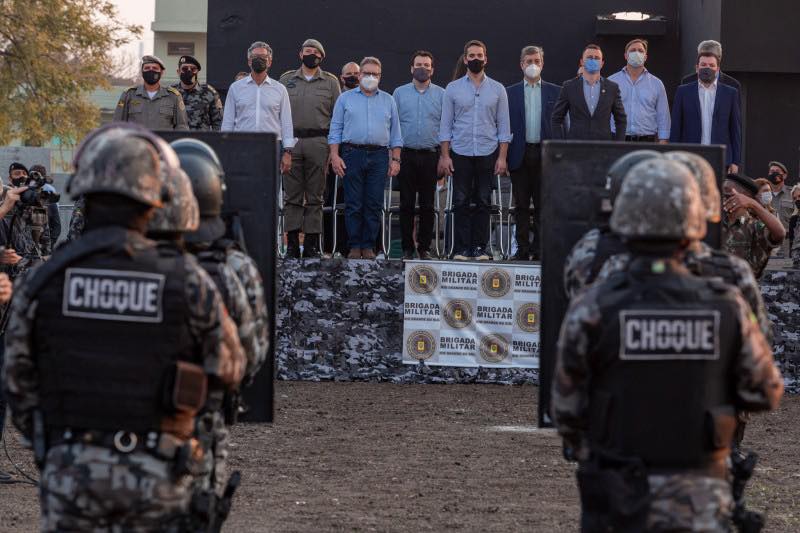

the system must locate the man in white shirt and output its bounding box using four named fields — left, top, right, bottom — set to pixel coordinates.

left=222, top=41, right=295, bottom=173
